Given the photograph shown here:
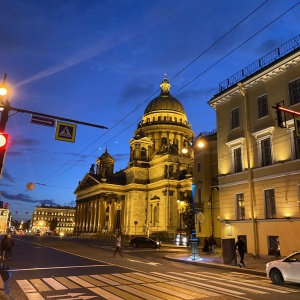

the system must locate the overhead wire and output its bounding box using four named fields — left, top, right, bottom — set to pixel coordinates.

left=13, top=1, right=300, bottom=195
